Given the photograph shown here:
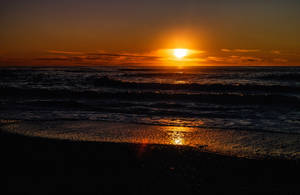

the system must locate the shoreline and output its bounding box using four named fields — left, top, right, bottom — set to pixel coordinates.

left=1, top=130, right=300, bottom=194
left=1, top=120, right=300, bottom=160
